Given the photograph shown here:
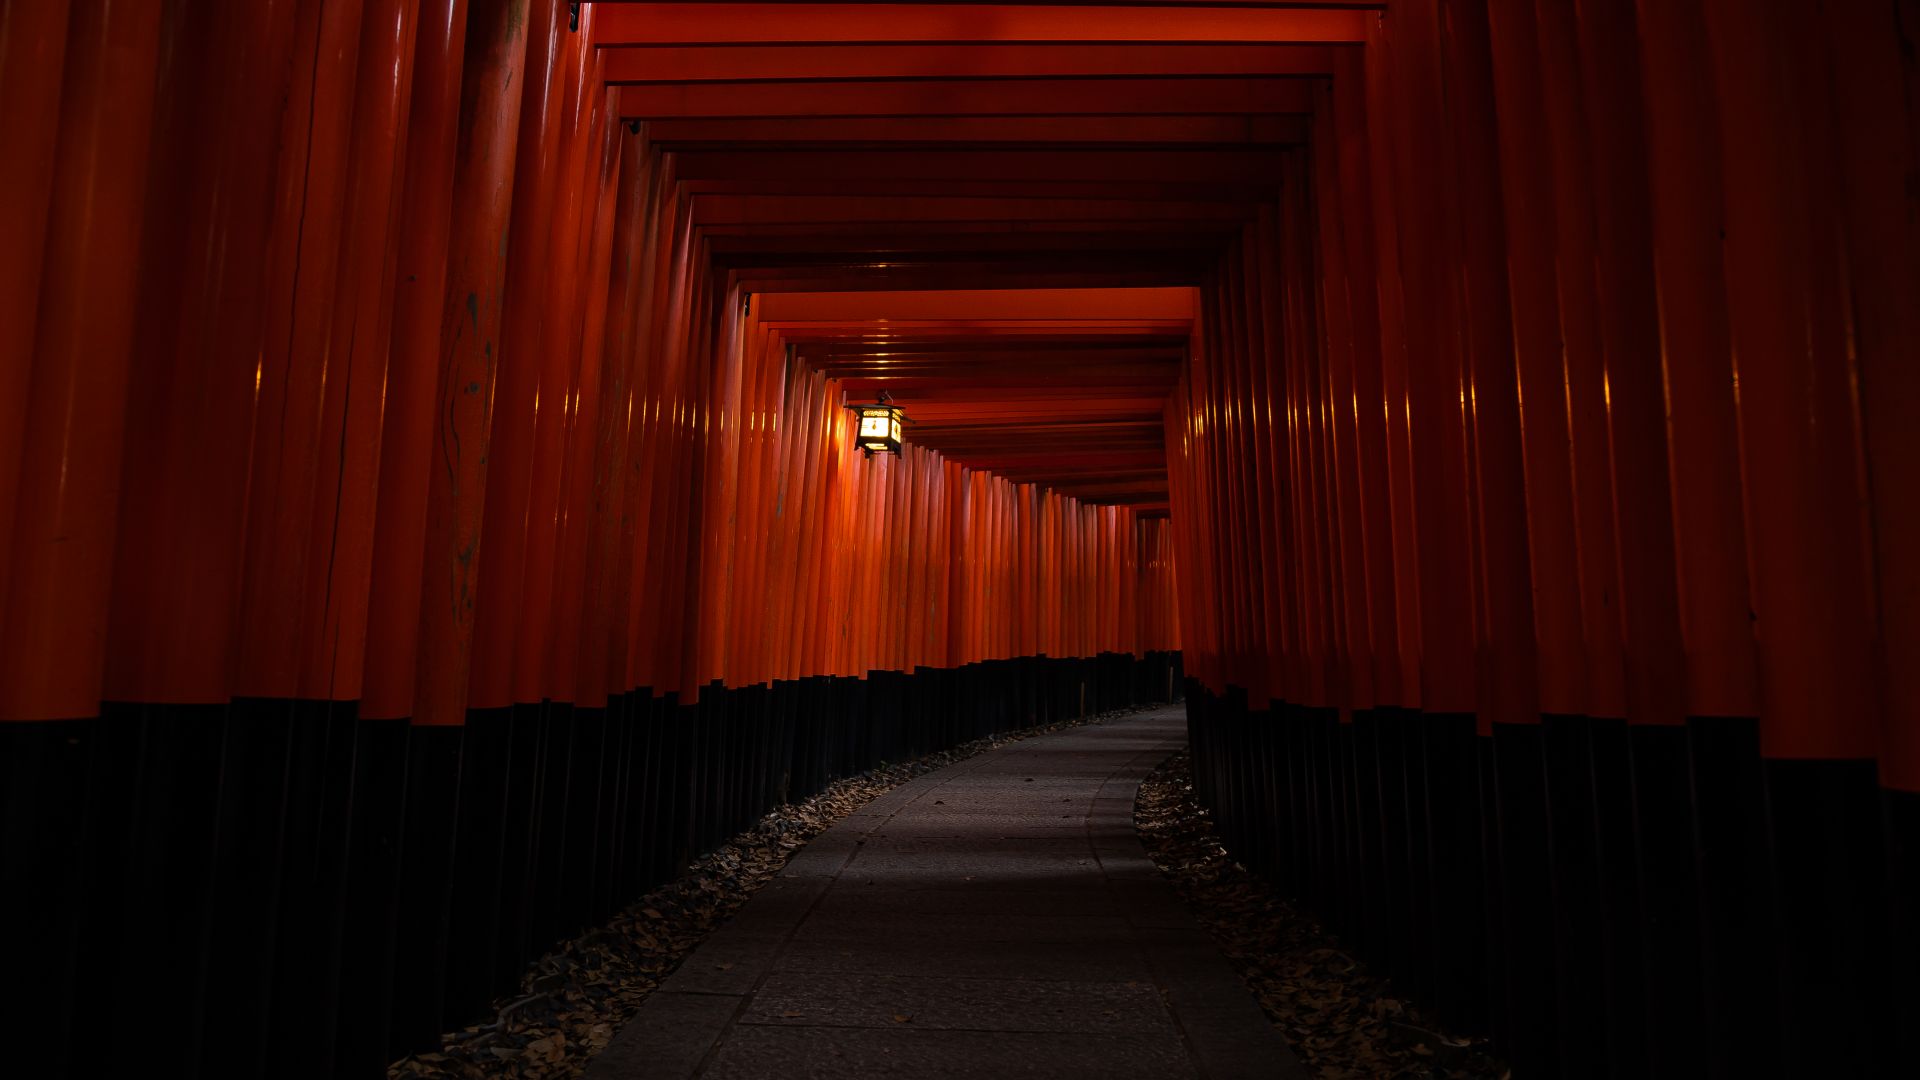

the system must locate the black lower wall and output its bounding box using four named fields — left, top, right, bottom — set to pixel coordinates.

left=1184, top=681, right=1917, bottom=1080
left=0, top=651, right=1180, bottom=1078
